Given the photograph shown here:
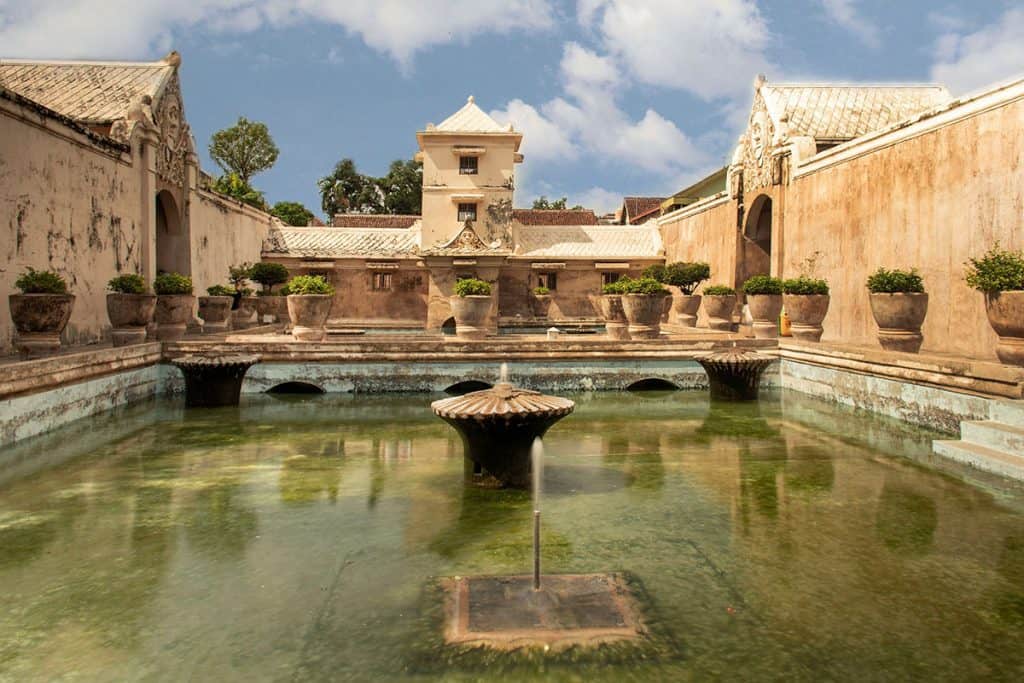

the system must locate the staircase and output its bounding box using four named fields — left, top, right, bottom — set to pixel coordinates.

left=933, top=400, right=1024, bottom=479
